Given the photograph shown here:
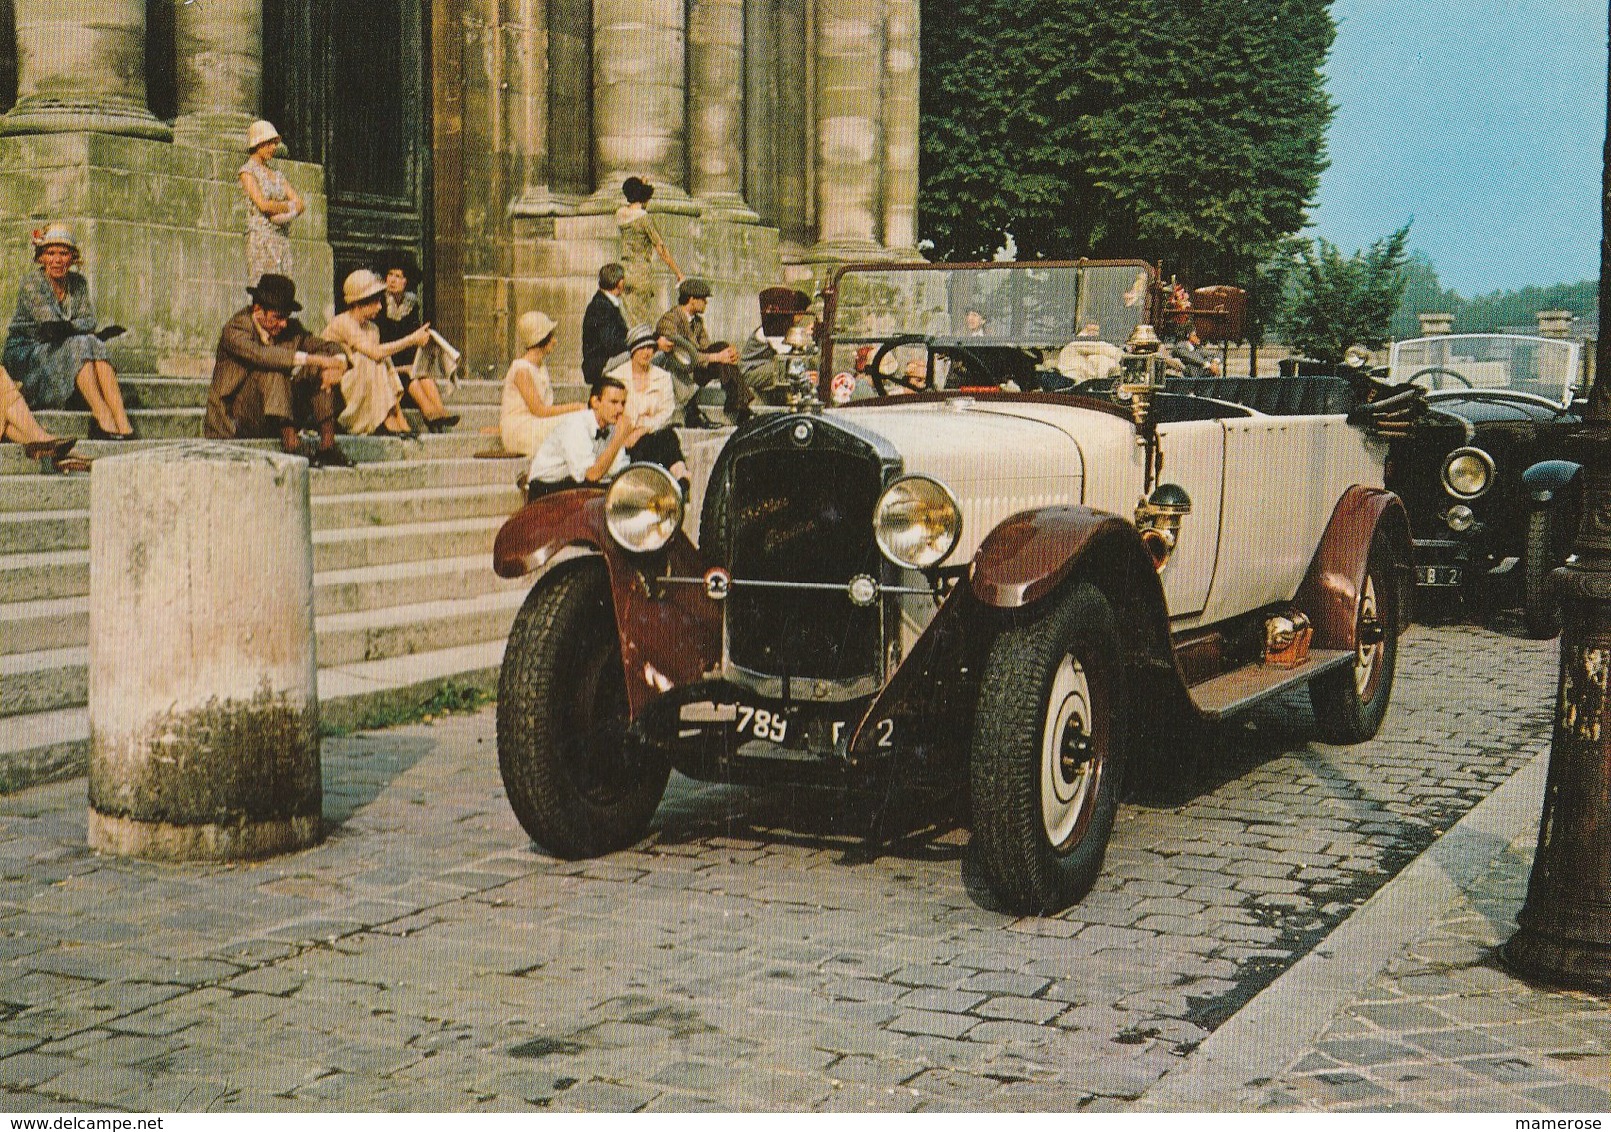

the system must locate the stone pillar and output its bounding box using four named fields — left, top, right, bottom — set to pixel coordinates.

left=0, top=0, right=172, bottom=140
left=881, top=0, right=919, bottom=254
left=509, top=0, right=572, bottom=217
left=1418, top=312, right=1454, bottom=337
left=810, top=0, right=884, bottom=257
left=1537, top=310, right=1576, bottom=339
left=585, top=0, right=697, bottom=213
left=87, top=445, right=323, bottom=860
left=688, top=0, right=758, bottom=222
left=172, top=0, right=262, bottom=150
